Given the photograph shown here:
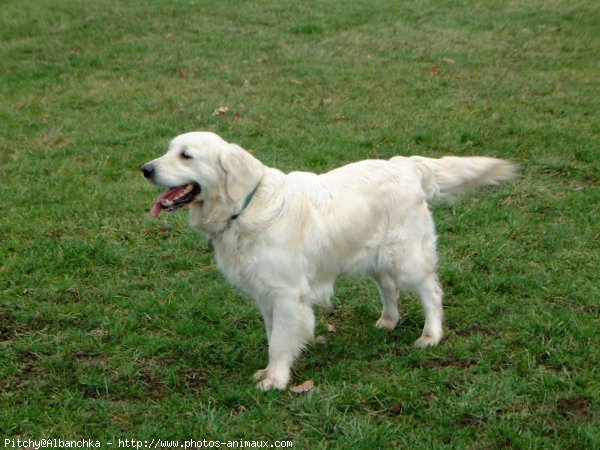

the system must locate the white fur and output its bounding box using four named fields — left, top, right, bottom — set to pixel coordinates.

left=144, top=132, right=516, bottom=391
